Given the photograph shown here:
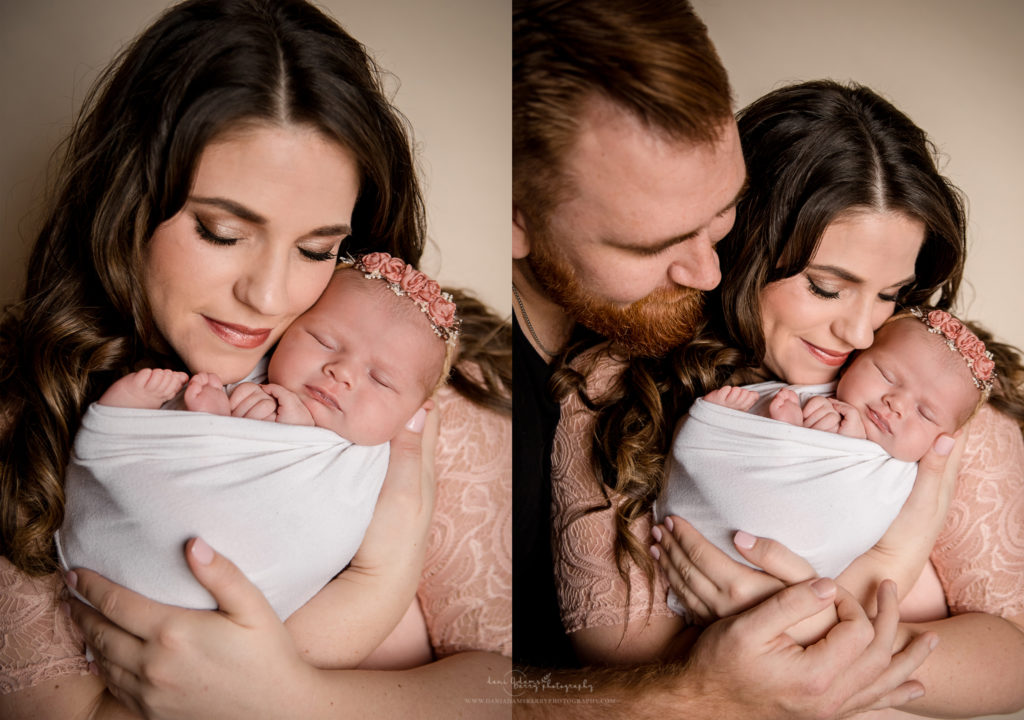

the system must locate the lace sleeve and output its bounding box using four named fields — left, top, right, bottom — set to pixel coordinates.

left=931, top=403, right=1024, bottom=617
left=551, top=356, right=674, bottom=634
left=417, top=382, right=511, bottom=658
left=0, top=558, right=87, bottom=693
